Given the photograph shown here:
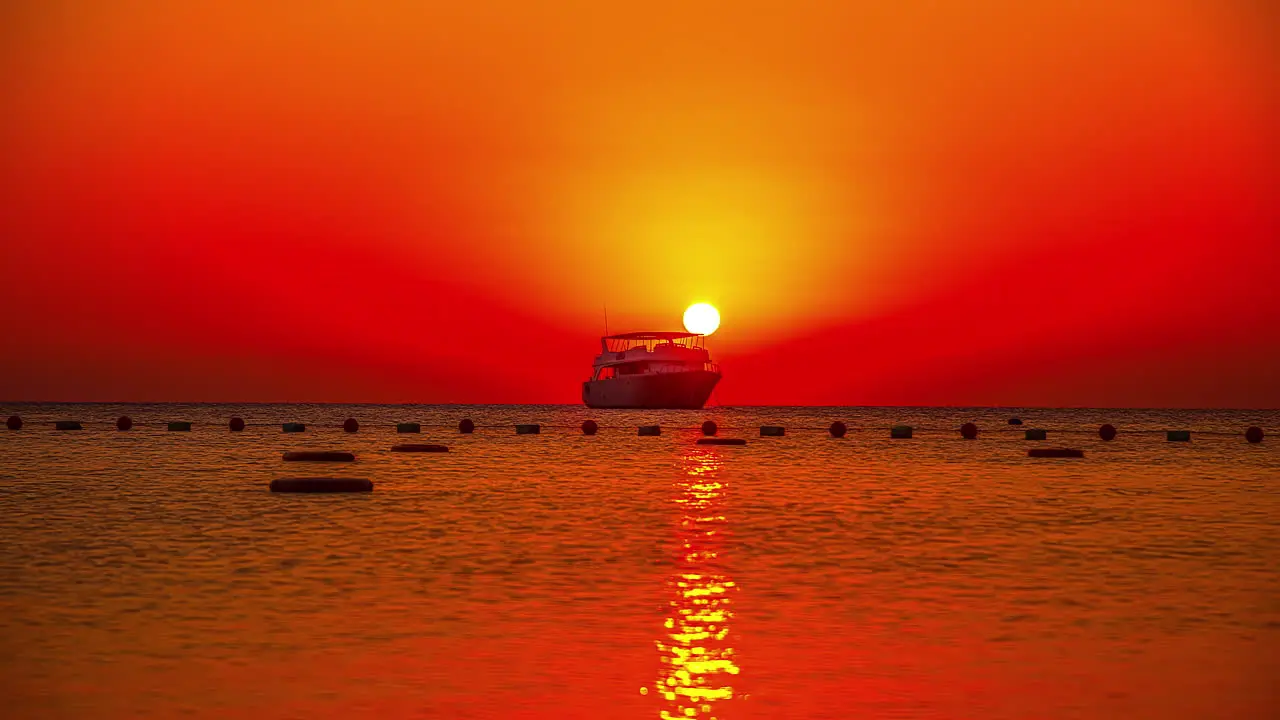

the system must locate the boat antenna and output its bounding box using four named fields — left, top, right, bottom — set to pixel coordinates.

left=603, top=304, right=609, bottom=336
